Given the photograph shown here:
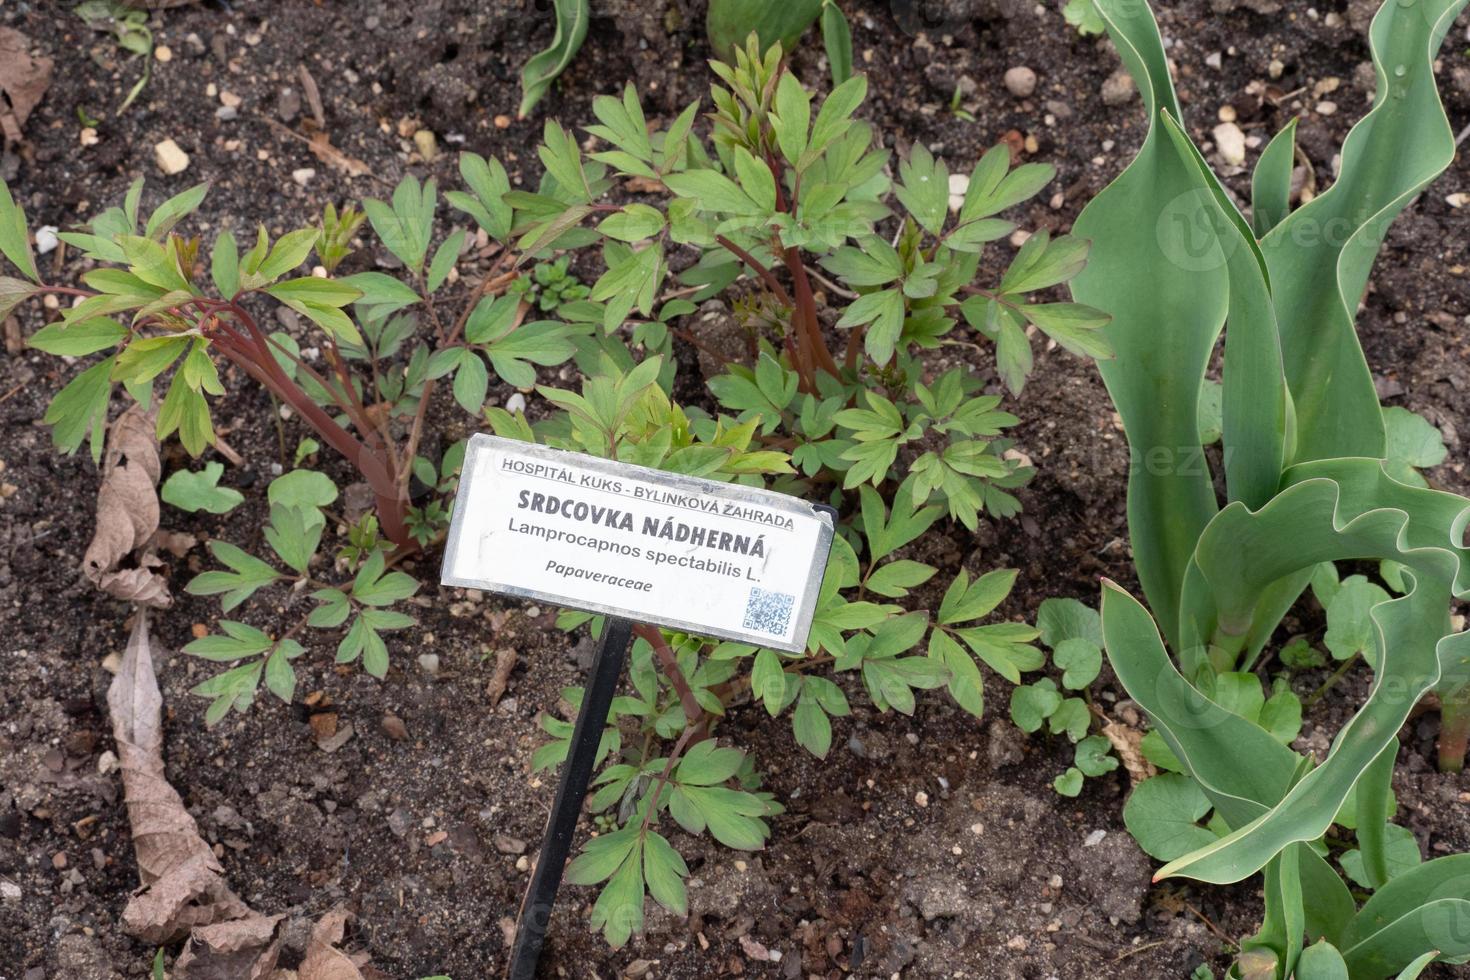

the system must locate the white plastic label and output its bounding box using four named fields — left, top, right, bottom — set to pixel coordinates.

left=440, top=435, right=835, bottom=653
